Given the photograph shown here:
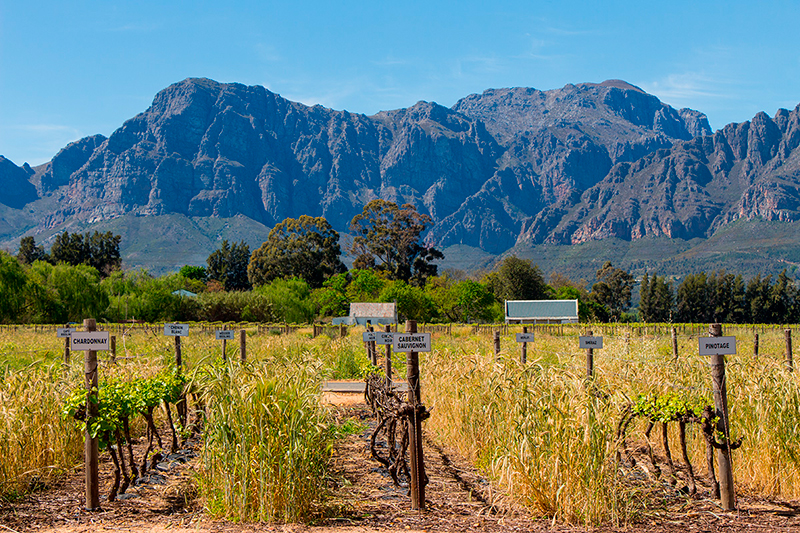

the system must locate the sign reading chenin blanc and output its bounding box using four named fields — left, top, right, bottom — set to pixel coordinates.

left=164, top=323, right=190, bottom=337
left=392, top=333, right=432, bottom=353
left=70, top=331, right=110, bottom=351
